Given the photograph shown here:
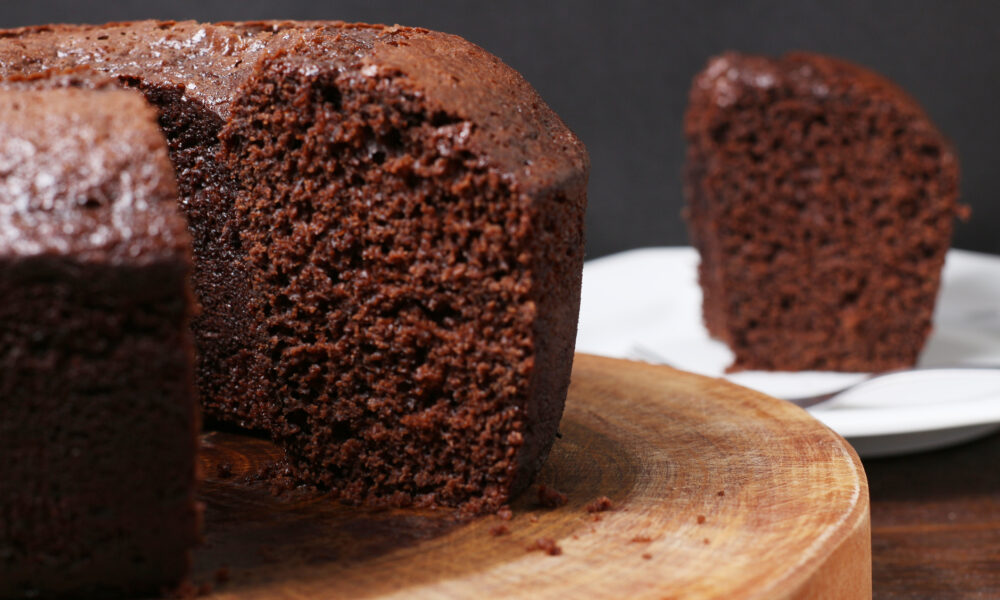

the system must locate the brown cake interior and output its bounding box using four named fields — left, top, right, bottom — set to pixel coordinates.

left=122, top=80, right=260, bottom=431
left=685, top=53, right=962, bottom=372
left=218, top=47, right=535, bottom=508
left=0, top=260, right=196, bottom=598
left=0, top=88, right=198, bottom=597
